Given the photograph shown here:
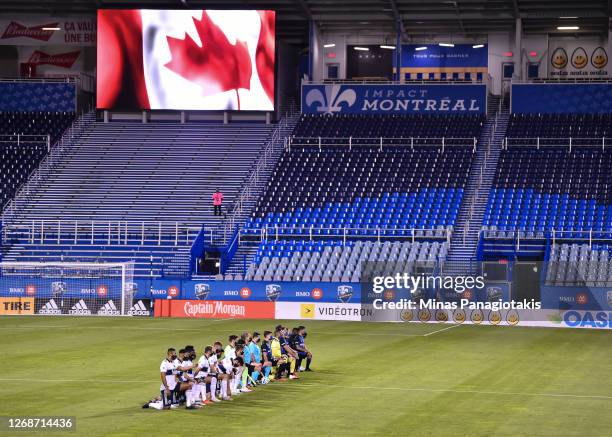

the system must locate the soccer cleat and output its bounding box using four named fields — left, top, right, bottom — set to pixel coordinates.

left=210, top=398, right=221, bottom=403
left=170, top=404, right=179, bottom=409
left=289, top=374, right=299, bottom=380
left=305, top=368, right=313, bottom=372
left=240, top=387, right=253, bottom=393
left=261, top=377, right=269, bottom=385
left=222, top=396, right=233, bottom=401
left=299, top=367, right=306, bottom=372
